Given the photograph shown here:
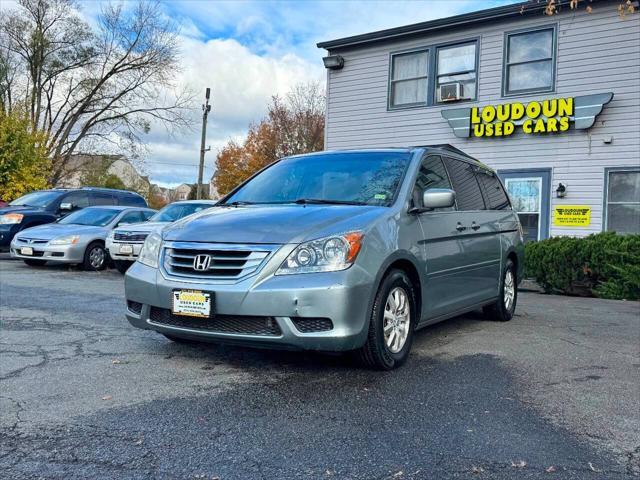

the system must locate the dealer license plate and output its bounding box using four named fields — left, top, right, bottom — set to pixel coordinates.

left=172, top=290, right=212, bottom=318
left=119, top=244, right=134, bottom=255
left=21, top=247, right=34, bottom=256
